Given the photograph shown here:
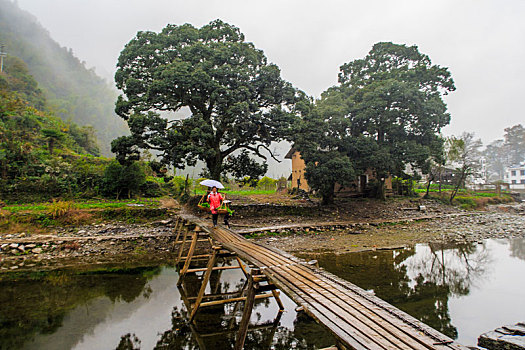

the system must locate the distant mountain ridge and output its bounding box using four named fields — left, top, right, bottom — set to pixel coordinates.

left=0, top=0, right=127, bottom=154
